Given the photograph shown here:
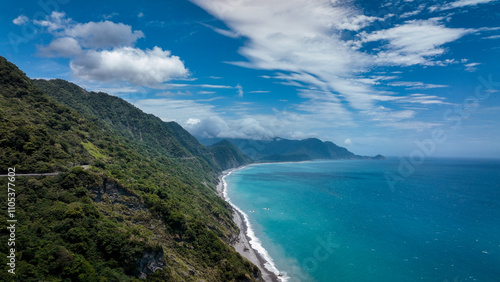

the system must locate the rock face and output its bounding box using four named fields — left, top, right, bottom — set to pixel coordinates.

left=137, top=249, right=166, bottom=279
